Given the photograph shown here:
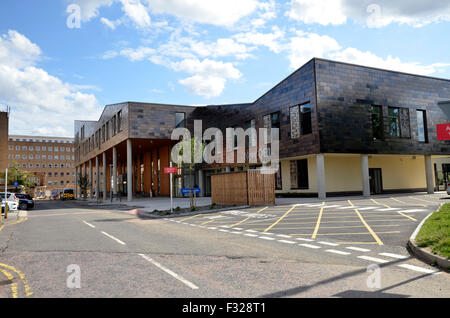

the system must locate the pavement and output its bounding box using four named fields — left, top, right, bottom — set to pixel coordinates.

left=0, top=192, right=449, bottom=298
